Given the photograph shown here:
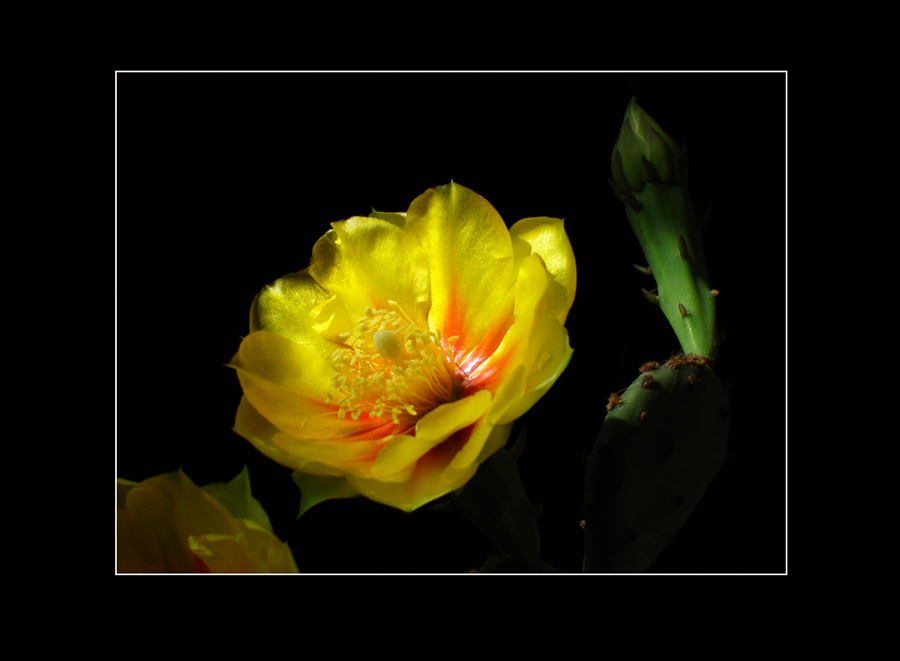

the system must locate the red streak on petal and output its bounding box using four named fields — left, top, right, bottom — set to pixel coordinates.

left=459, top=317, right=510, bottom=375
left=417, top=423, right=474, bottom=473
left=338, top=420, right=397, bottom=441
left=442, top=285, right=513, bottom=378
left=190, top=553, right=211, bottom=573
left=441, top=287, right=466, bottom=347
left=461, top=337, right=519, bottom=392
